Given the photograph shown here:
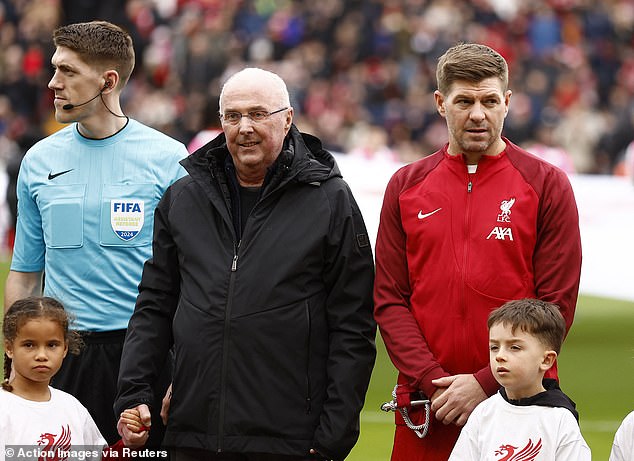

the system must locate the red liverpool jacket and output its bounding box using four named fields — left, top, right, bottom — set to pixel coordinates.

left=374, top=137, right=582, bottom=400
